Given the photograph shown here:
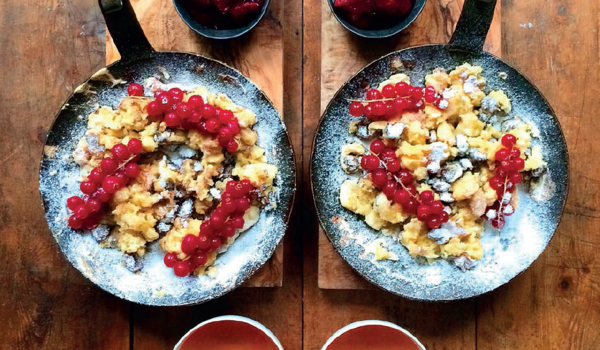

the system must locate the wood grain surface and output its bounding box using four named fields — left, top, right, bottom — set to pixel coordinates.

left=317, top=0, right=502, bottom=290
left=0, top=0, right=599, bottom=348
